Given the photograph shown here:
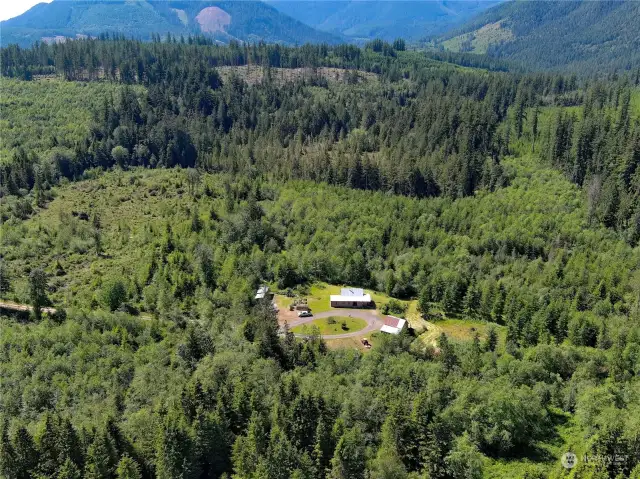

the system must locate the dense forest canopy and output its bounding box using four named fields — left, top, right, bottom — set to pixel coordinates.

left=1, top=36, right=640, bottom=479
left=2, top=163, right=640, bottom=479
left=2, top=38, right=639, bottom=238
